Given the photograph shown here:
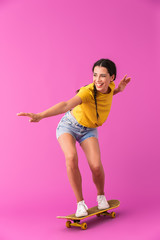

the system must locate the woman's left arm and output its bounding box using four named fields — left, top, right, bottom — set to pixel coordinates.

left=113, top=75, right=131, bottom=95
